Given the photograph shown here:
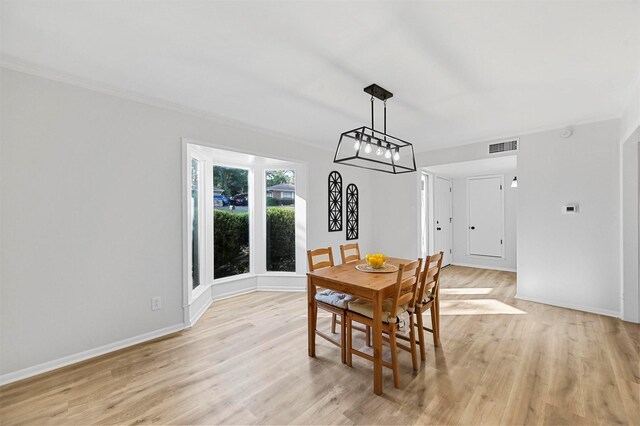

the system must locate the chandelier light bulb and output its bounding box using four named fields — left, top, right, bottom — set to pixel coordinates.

left=375, top=142, right=384, bottom=156
left=353, top=133, right=361, bottom=151
left=384, top=143, right=392, bottom=159
left=393, top=148, right=400, bottom=162
left=364, top=142, right=372, bottom=154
